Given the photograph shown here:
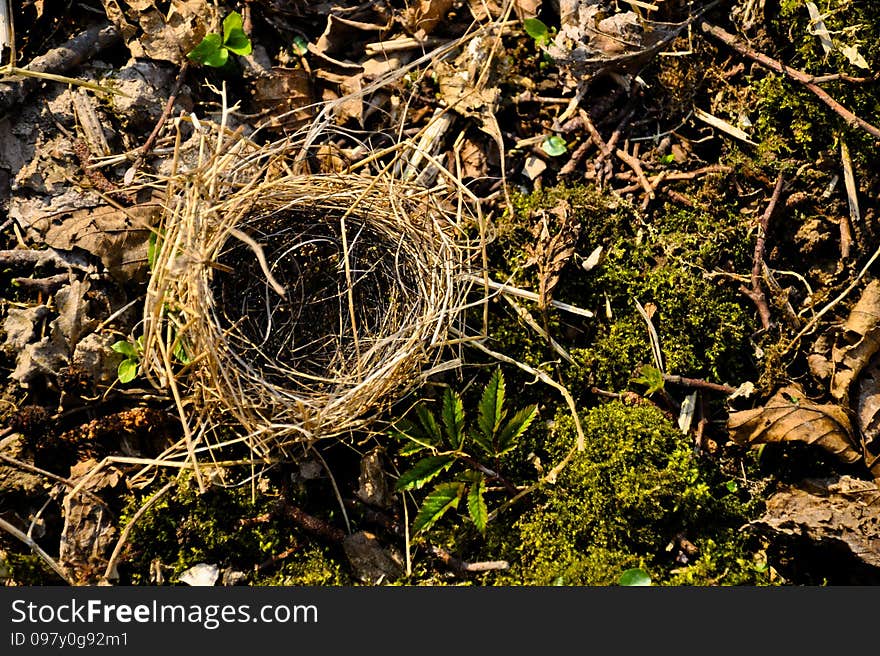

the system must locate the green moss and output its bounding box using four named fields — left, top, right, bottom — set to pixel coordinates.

left=120, top=472, right=351, bottom=586
left=753, top=1, right=880, bottom=167
left=499, top=401, right=770, bottom=585
left=4, top=552, right=58, bottom=585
